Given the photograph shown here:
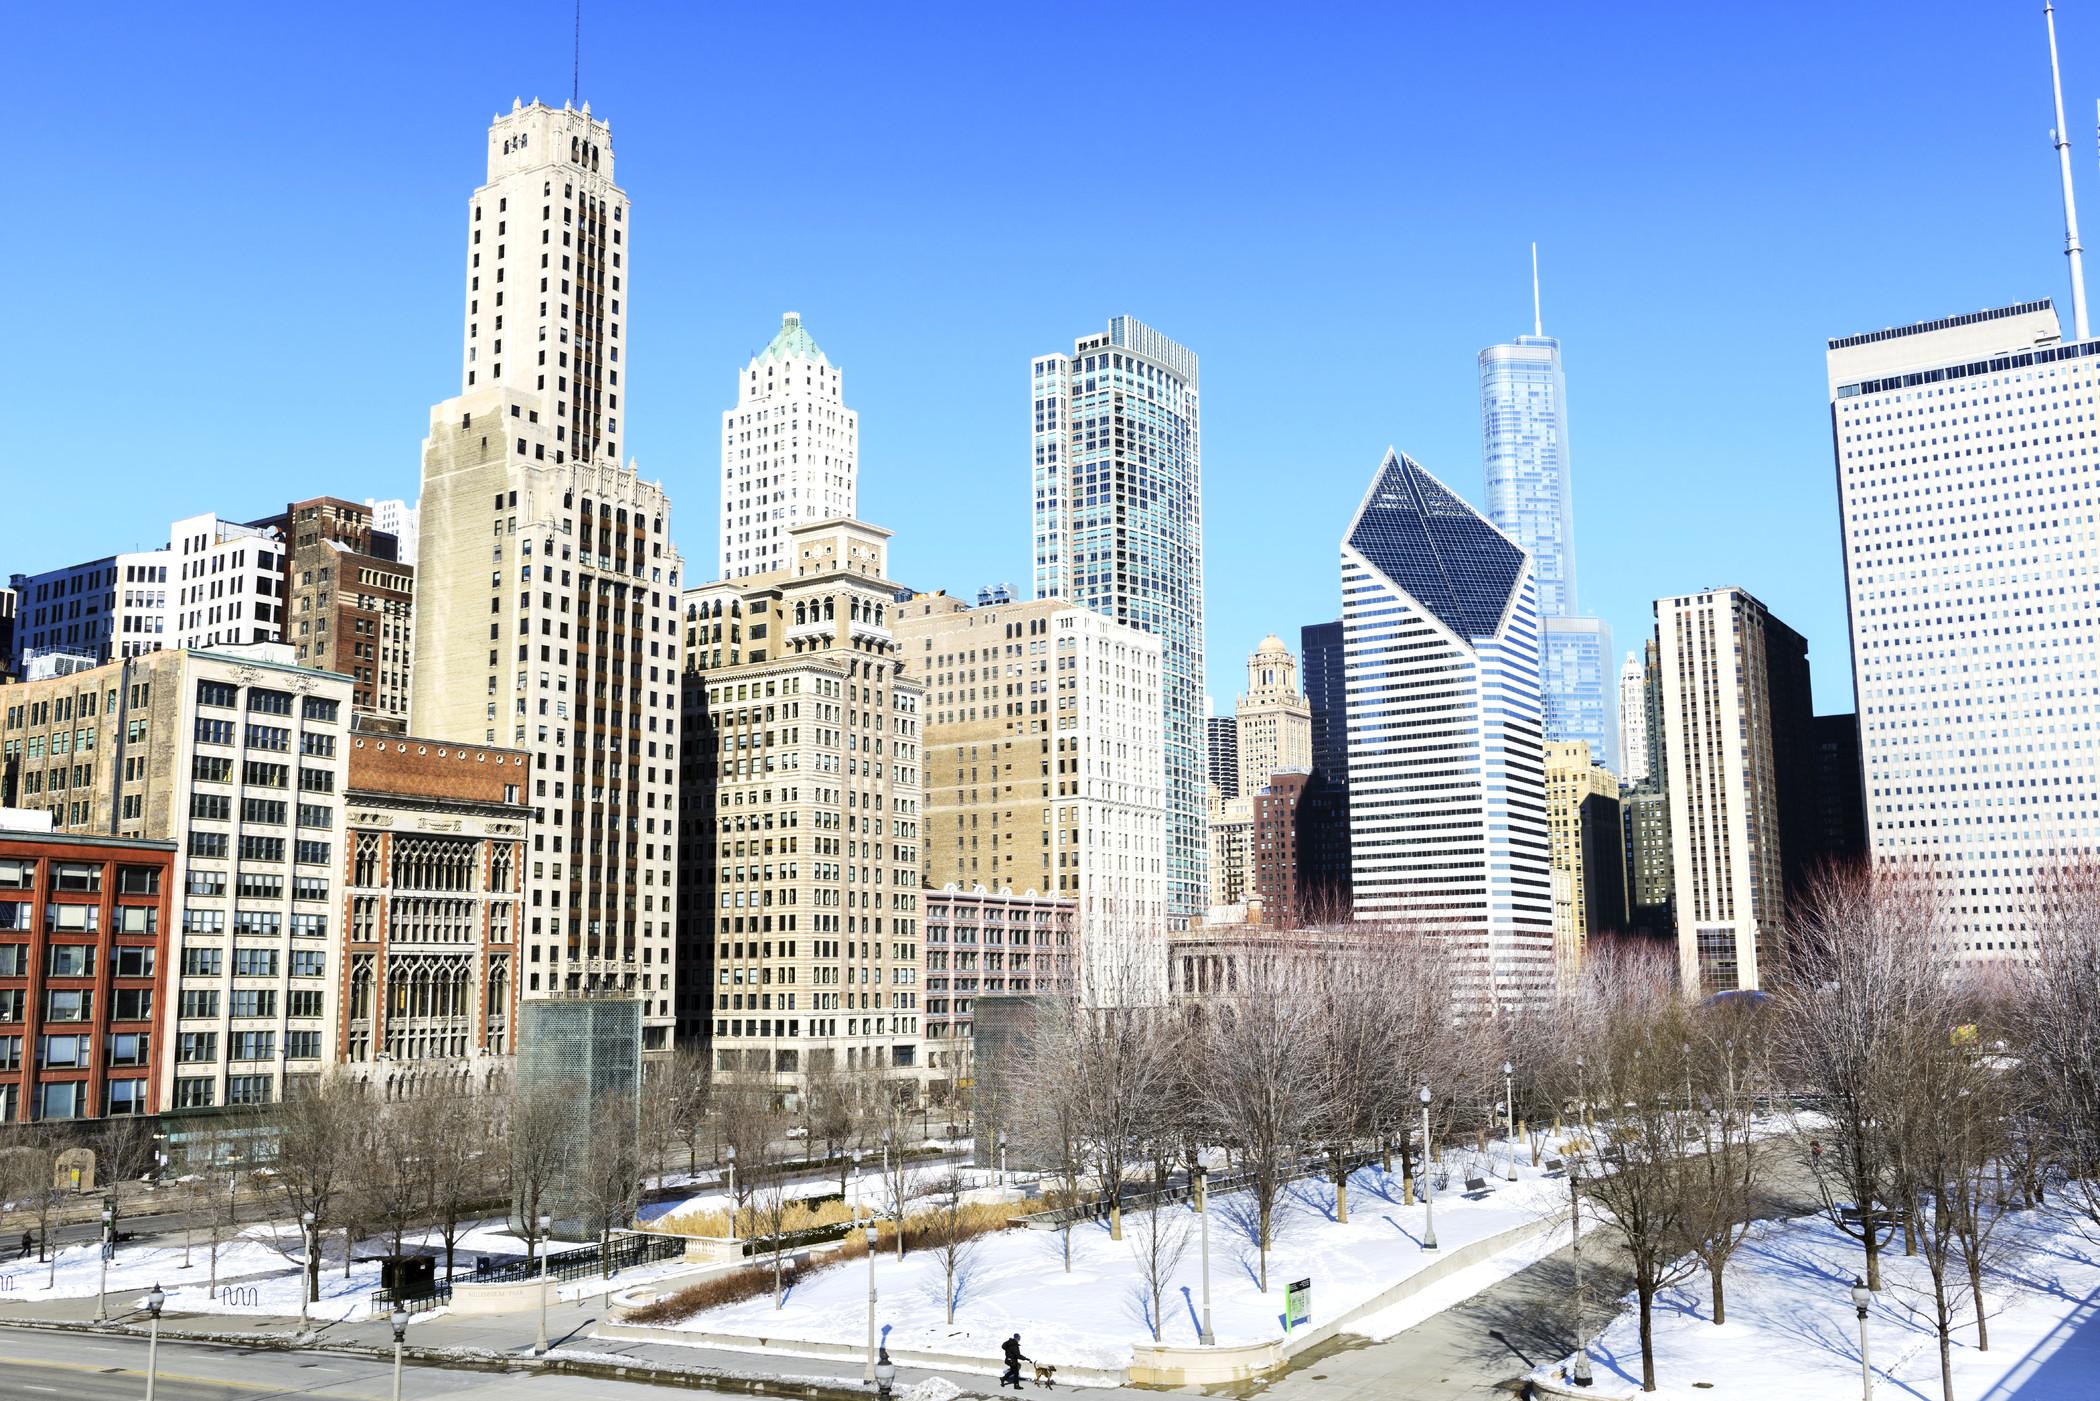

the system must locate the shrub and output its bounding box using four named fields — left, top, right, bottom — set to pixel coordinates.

left=623, top=1265, right=774, bottom=1323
